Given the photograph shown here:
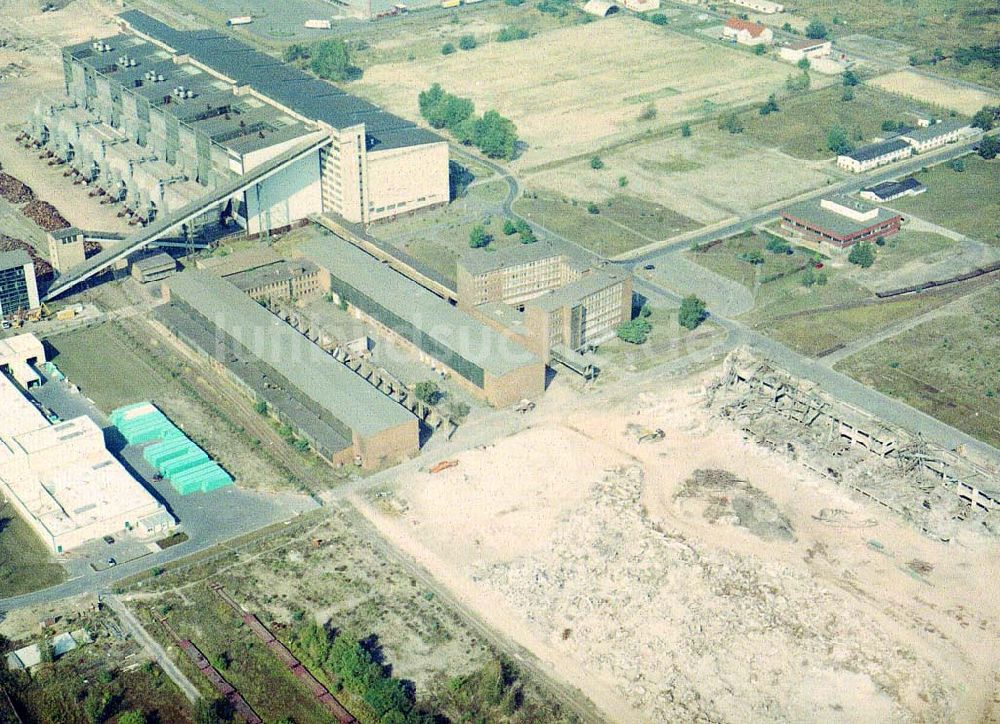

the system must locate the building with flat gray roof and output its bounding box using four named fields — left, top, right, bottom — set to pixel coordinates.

left=162, top=270, right=418, bottom=469
left=299, top=234, right=545, bottom=407
left=781, top=195, right=903, bottom=249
